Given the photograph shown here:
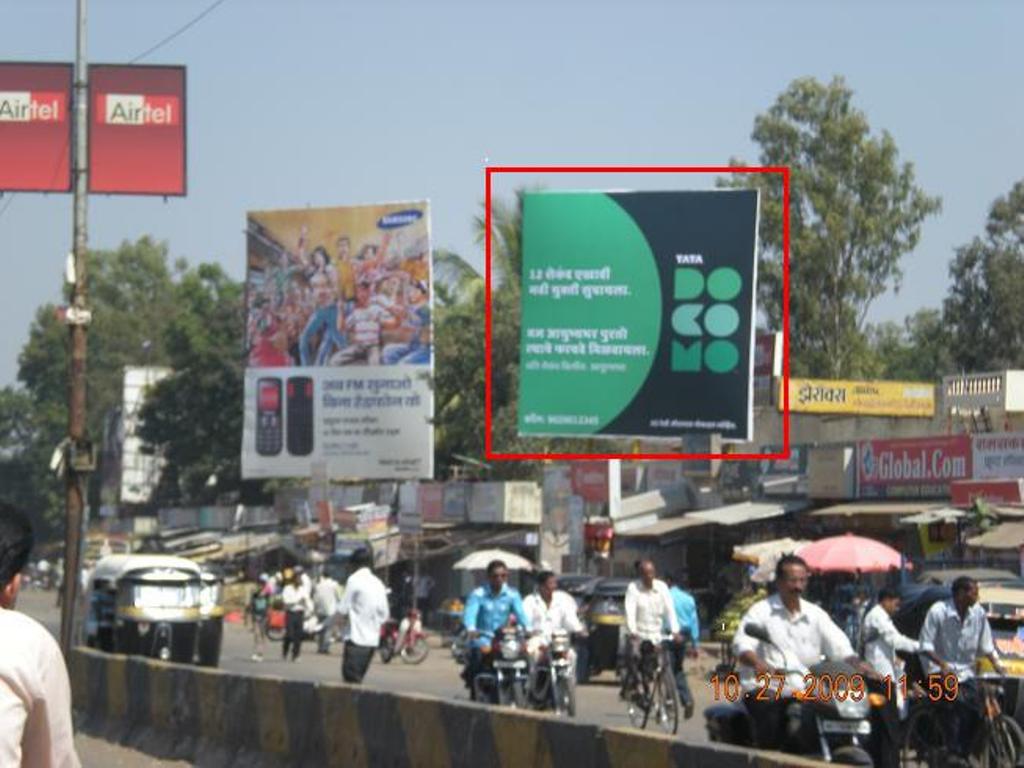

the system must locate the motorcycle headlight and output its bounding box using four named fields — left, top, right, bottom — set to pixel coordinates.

left=551, top=631, right=570, bottom=654
left=501, top=637, right=520, bottom=660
